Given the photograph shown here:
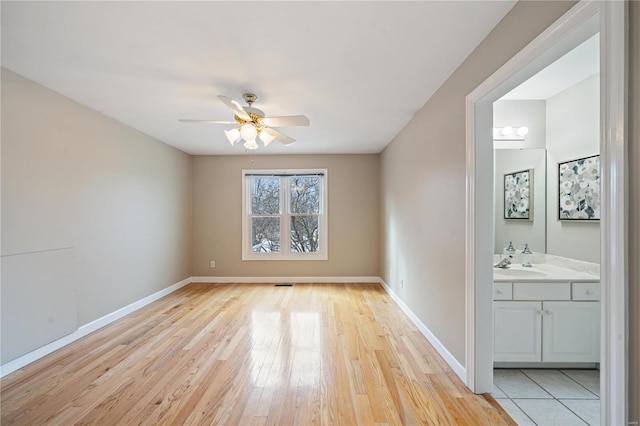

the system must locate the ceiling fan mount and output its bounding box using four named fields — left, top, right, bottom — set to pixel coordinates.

left=236, top=93, right=265, bottom=123
left=179, top=92, right=309, bottom=150
left=242, top=93, right=257, bottom=107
